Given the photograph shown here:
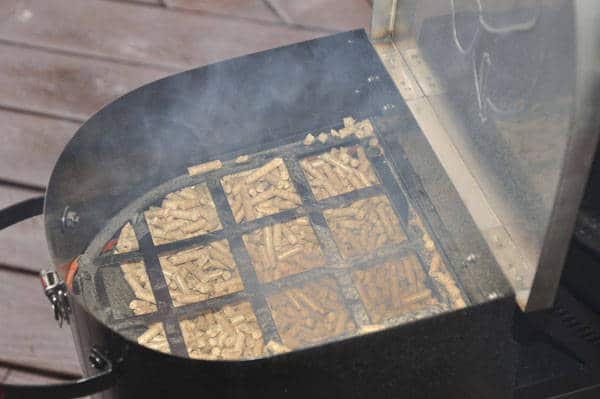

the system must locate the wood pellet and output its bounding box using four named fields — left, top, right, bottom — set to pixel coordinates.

left=158, top=240, right=244, bottom=307
left=180, top=302, right=264, bottom=360
left=221, top=158, right=301, bottom=223
left=243, top=217, right=325, bottom=283
left=114, top=222, right=138, bottom=254
left=144, top=184, right=222, bottom=245
left=409, top=213, right=467, bottom=309
left=264, top=340, right=291, bottom=355
left=267, top=278, right=355, bottom=349
left=353, top=255, right=437, bottom=323
left=121, top=261, right=157, bottom=315
left=324, top=195, right=406, bottom=259
left=187, top=159, right=223, bottom=176
left=138, top=323, right=170, bottom=354
left=300, top=145, right=379, bottom=200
